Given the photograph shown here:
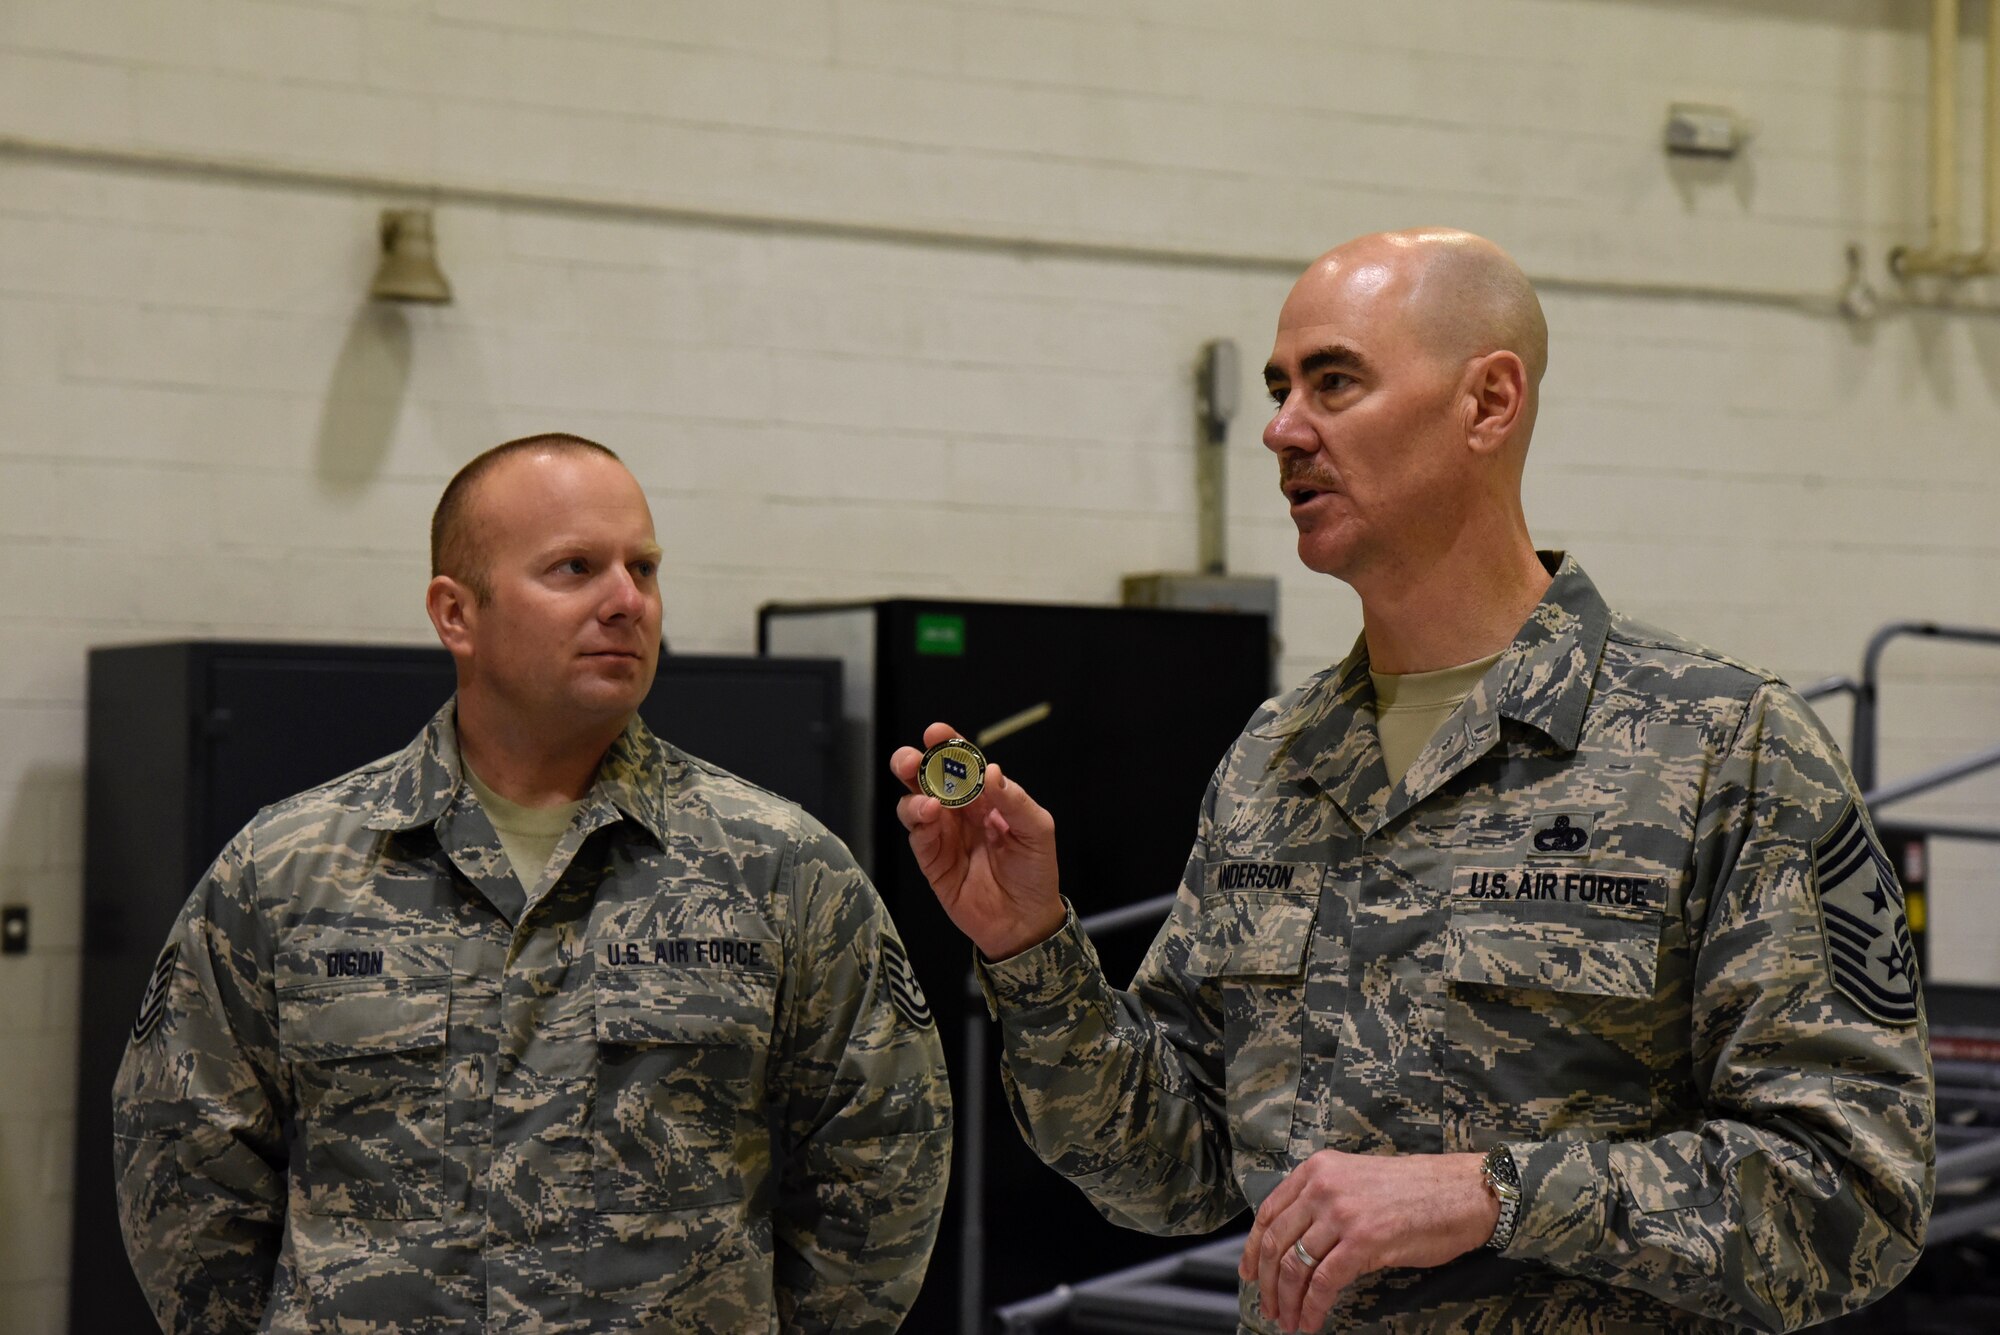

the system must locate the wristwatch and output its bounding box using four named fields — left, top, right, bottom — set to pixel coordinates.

left=1480, top=1145, right=1521, bottom=1251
